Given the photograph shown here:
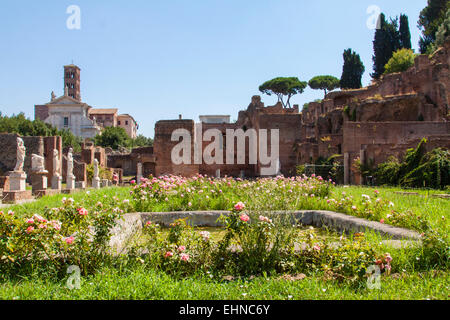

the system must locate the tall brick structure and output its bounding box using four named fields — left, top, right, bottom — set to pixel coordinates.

left=64, top=64, right=81, bottom=101
left=105, top=39, right=449, bottom=182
